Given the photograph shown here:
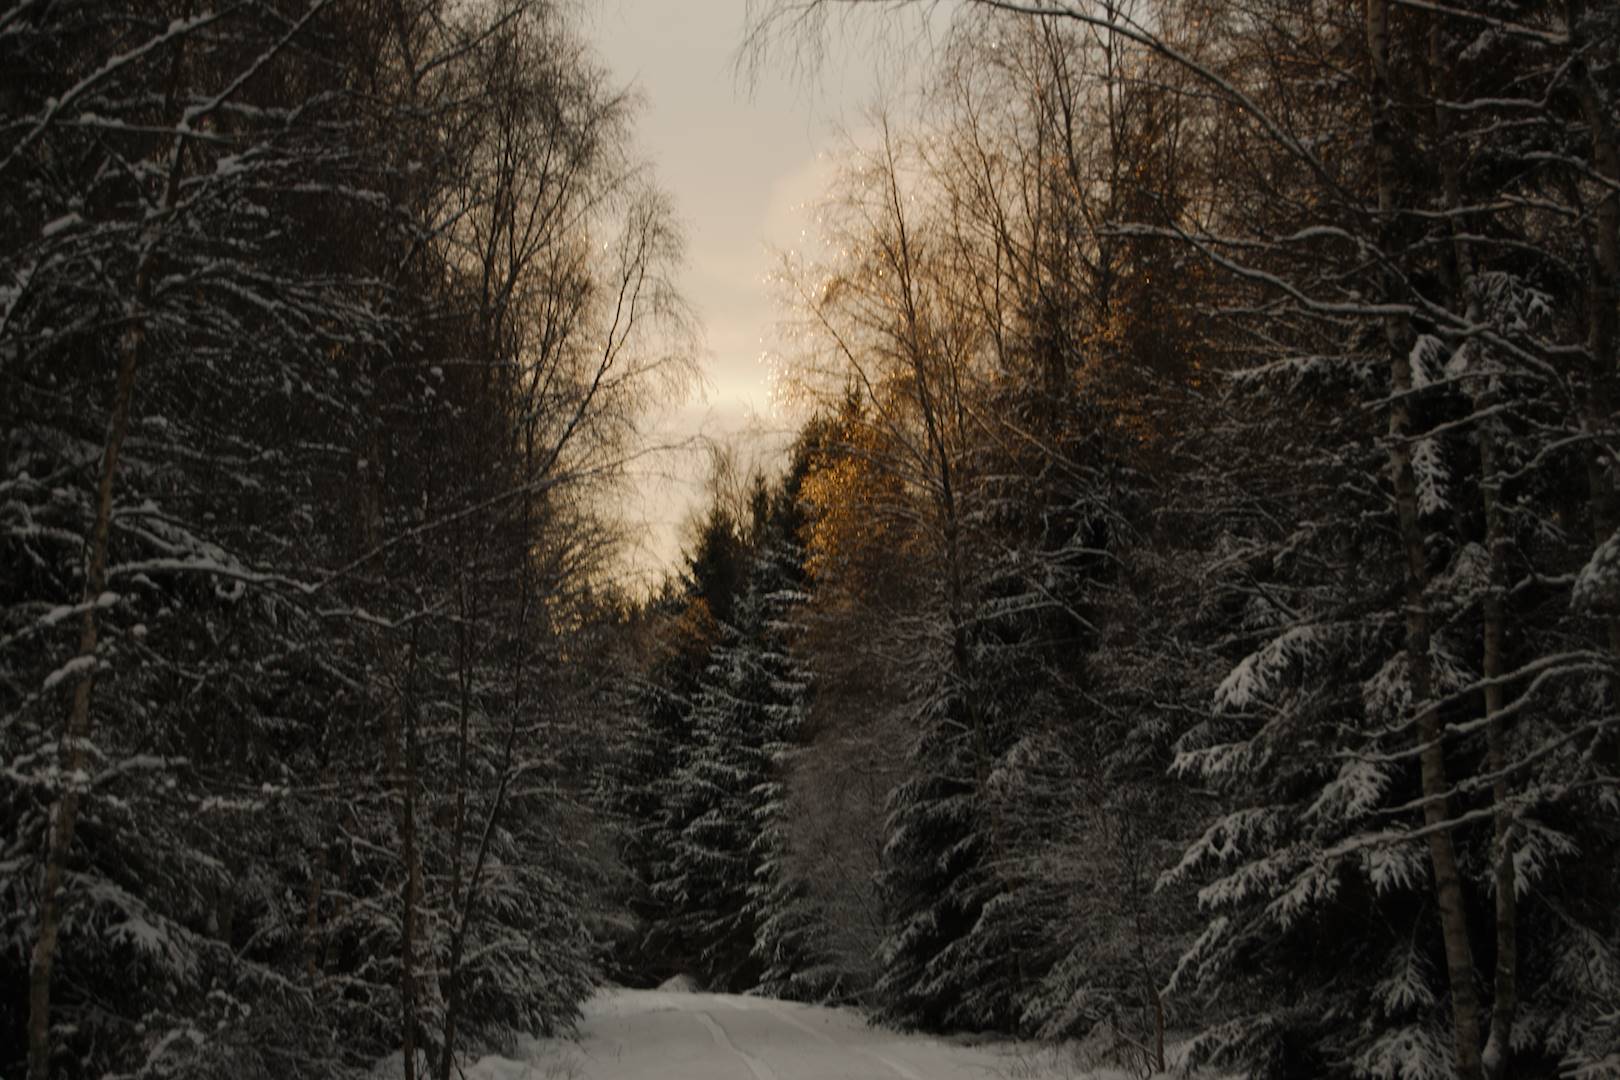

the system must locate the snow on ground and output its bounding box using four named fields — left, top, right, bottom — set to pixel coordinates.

left=441, top=987, right=1179, bottom=1080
